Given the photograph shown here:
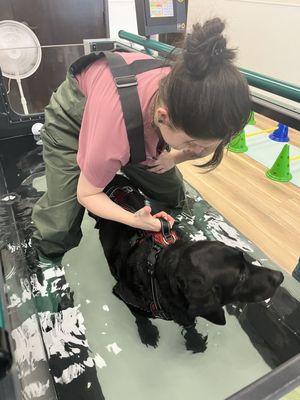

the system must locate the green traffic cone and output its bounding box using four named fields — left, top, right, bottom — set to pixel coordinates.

left=266, top=144, right=293, bottom=182
left=228, top=130, right=248, bottom=153
left=247, top=111, right=256, bottom=125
